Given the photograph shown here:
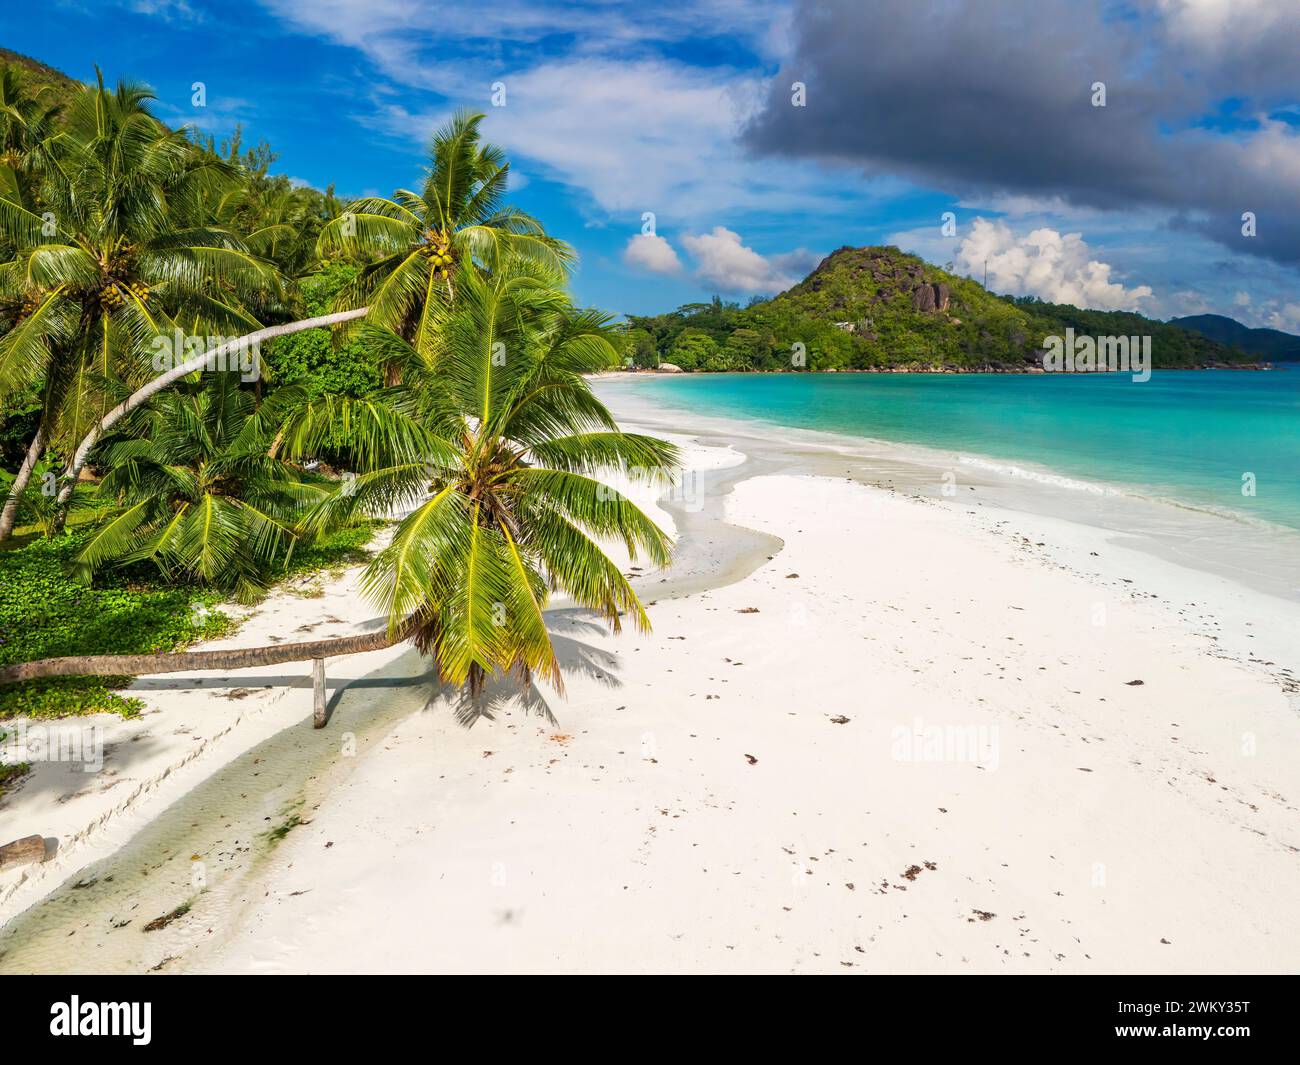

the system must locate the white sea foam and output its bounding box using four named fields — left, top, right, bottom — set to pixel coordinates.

left=956, top=455, right=1124, bottom=497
